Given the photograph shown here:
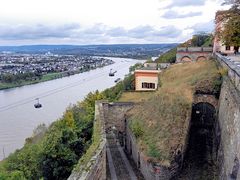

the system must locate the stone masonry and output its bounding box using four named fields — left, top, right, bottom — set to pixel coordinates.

left=218, top=78, right=240, bottom=180
left=176, top=47, right=213, bottom=62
